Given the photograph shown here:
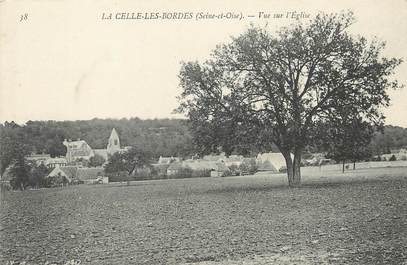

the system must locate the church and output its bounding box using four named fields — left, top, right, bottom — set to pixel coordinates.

left=63, top=128, right=125, bottom=163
